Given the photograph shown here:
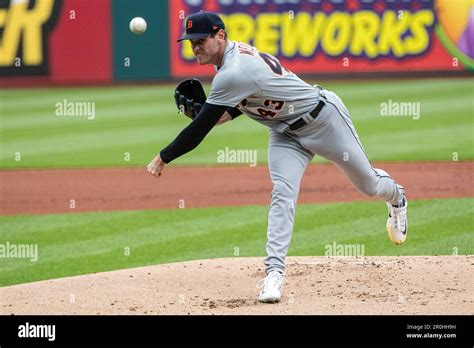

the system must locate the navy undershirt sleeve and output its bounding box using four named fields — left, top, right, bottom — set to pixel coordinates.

left=226, top=106, right=242, bottom=119
left=160, top=103, right=229, bottom=164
